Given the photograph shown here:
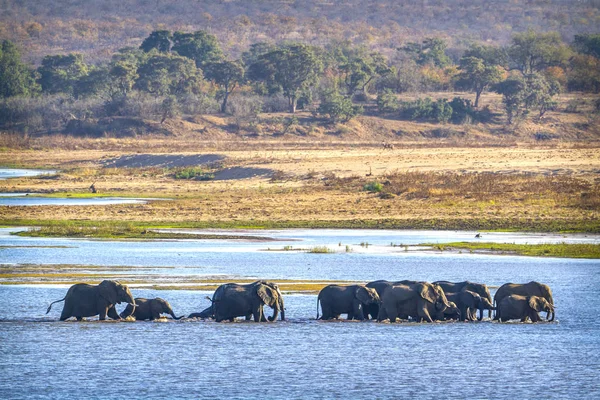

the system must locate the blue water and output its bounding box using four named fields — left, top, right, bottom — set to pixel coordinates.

left=1, top=229, right=599, bottom=399
left=0, top=196, right=151, bottom=206
left=0, top=168, right=56, bottom=180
